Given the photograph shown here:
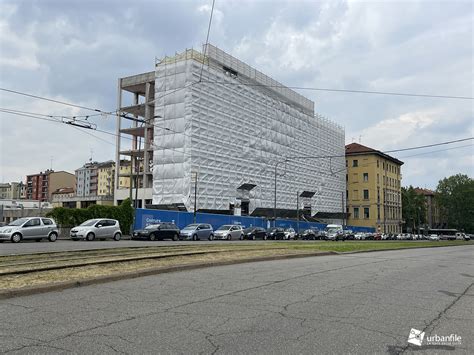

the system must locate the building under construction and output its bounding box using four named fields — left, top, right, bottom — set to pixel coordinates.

left=115, top=44, right=345, bottom=218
